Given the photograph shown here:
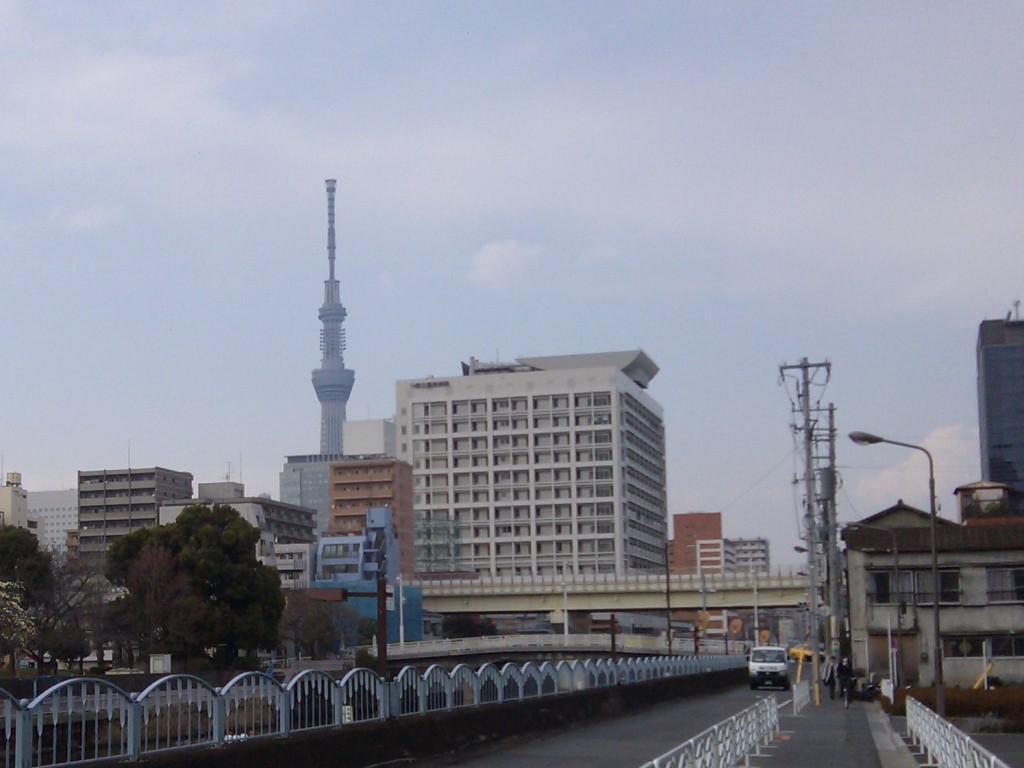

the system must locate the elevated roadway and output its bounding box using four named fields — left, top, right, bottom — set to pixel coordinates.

left=417, top=569, right=807, bottom=615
